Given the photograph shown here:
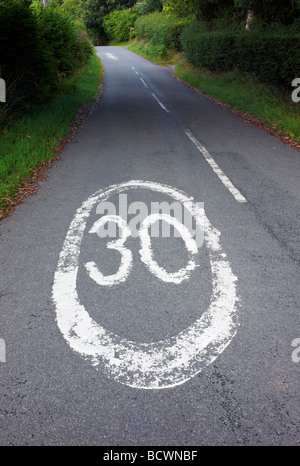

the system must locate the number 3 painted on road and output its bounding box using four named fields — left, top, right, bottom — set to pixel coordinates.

left=85, top=213, right=198, bottom=286
left=85, top=215, right=133, bottom=286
